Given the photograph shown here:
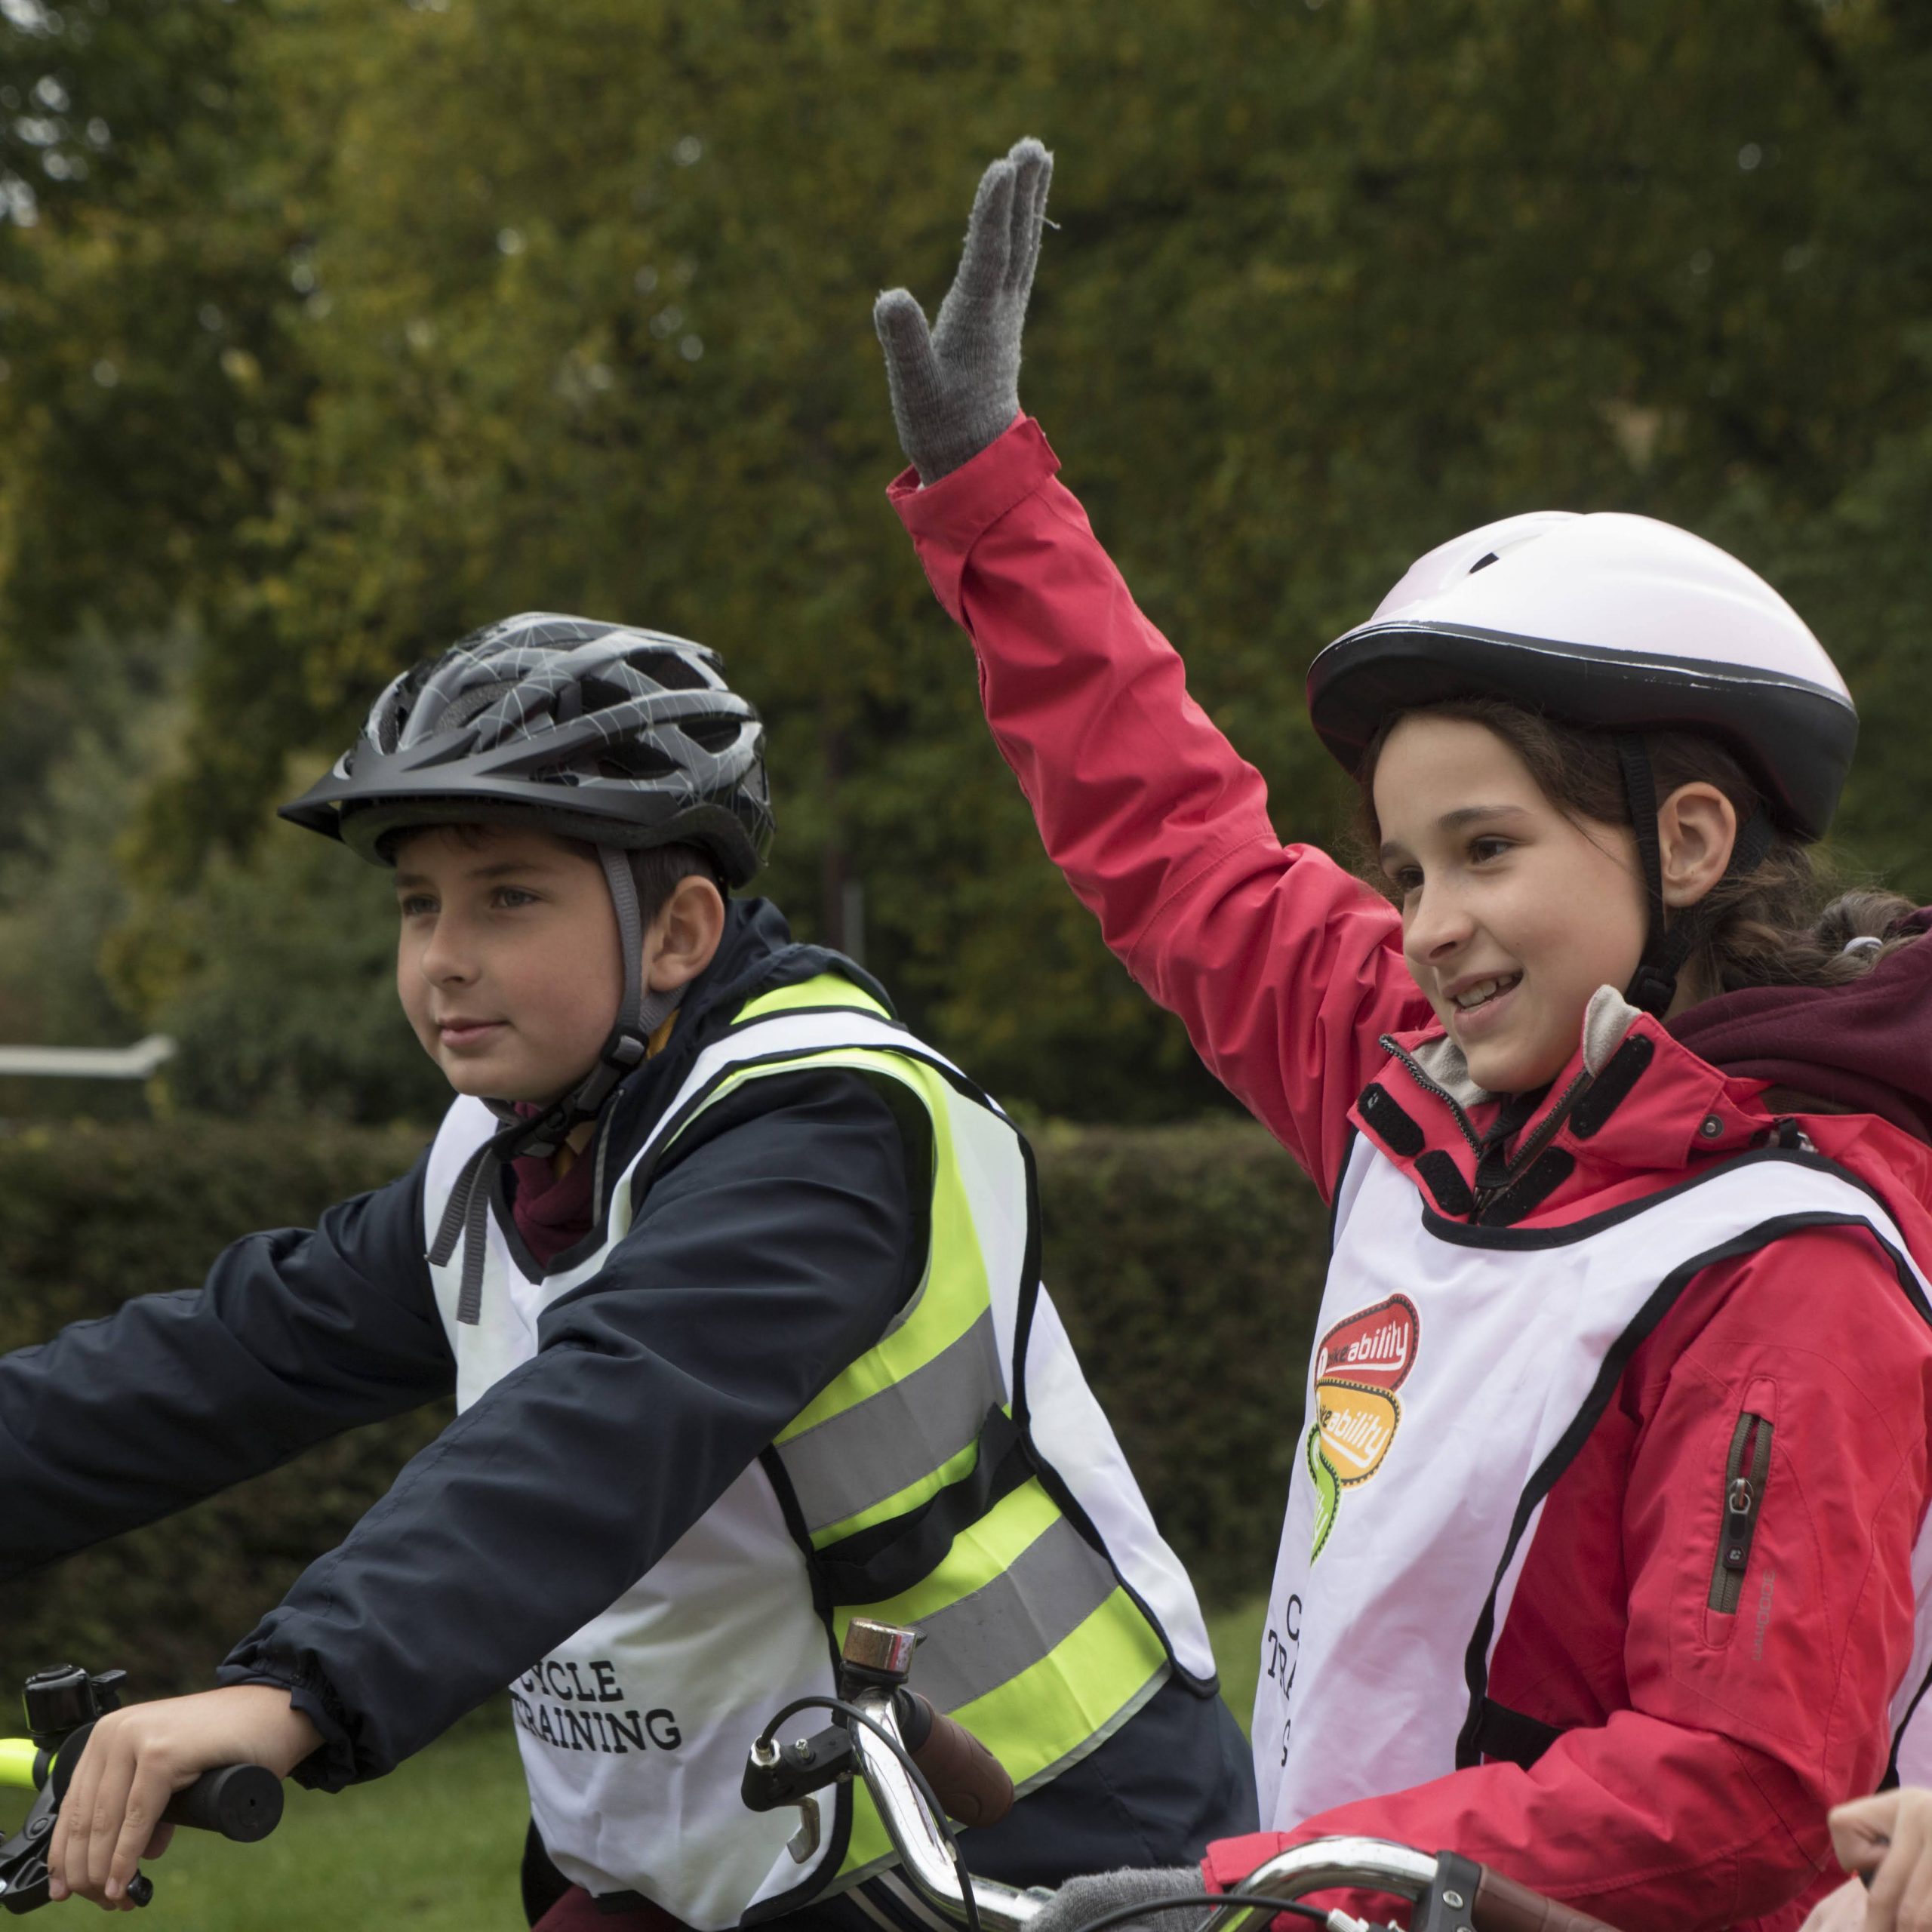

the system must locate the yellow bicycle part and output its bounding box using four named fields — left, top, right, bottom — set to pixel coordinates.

left=0, top=1737, right=47, bottom=1792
